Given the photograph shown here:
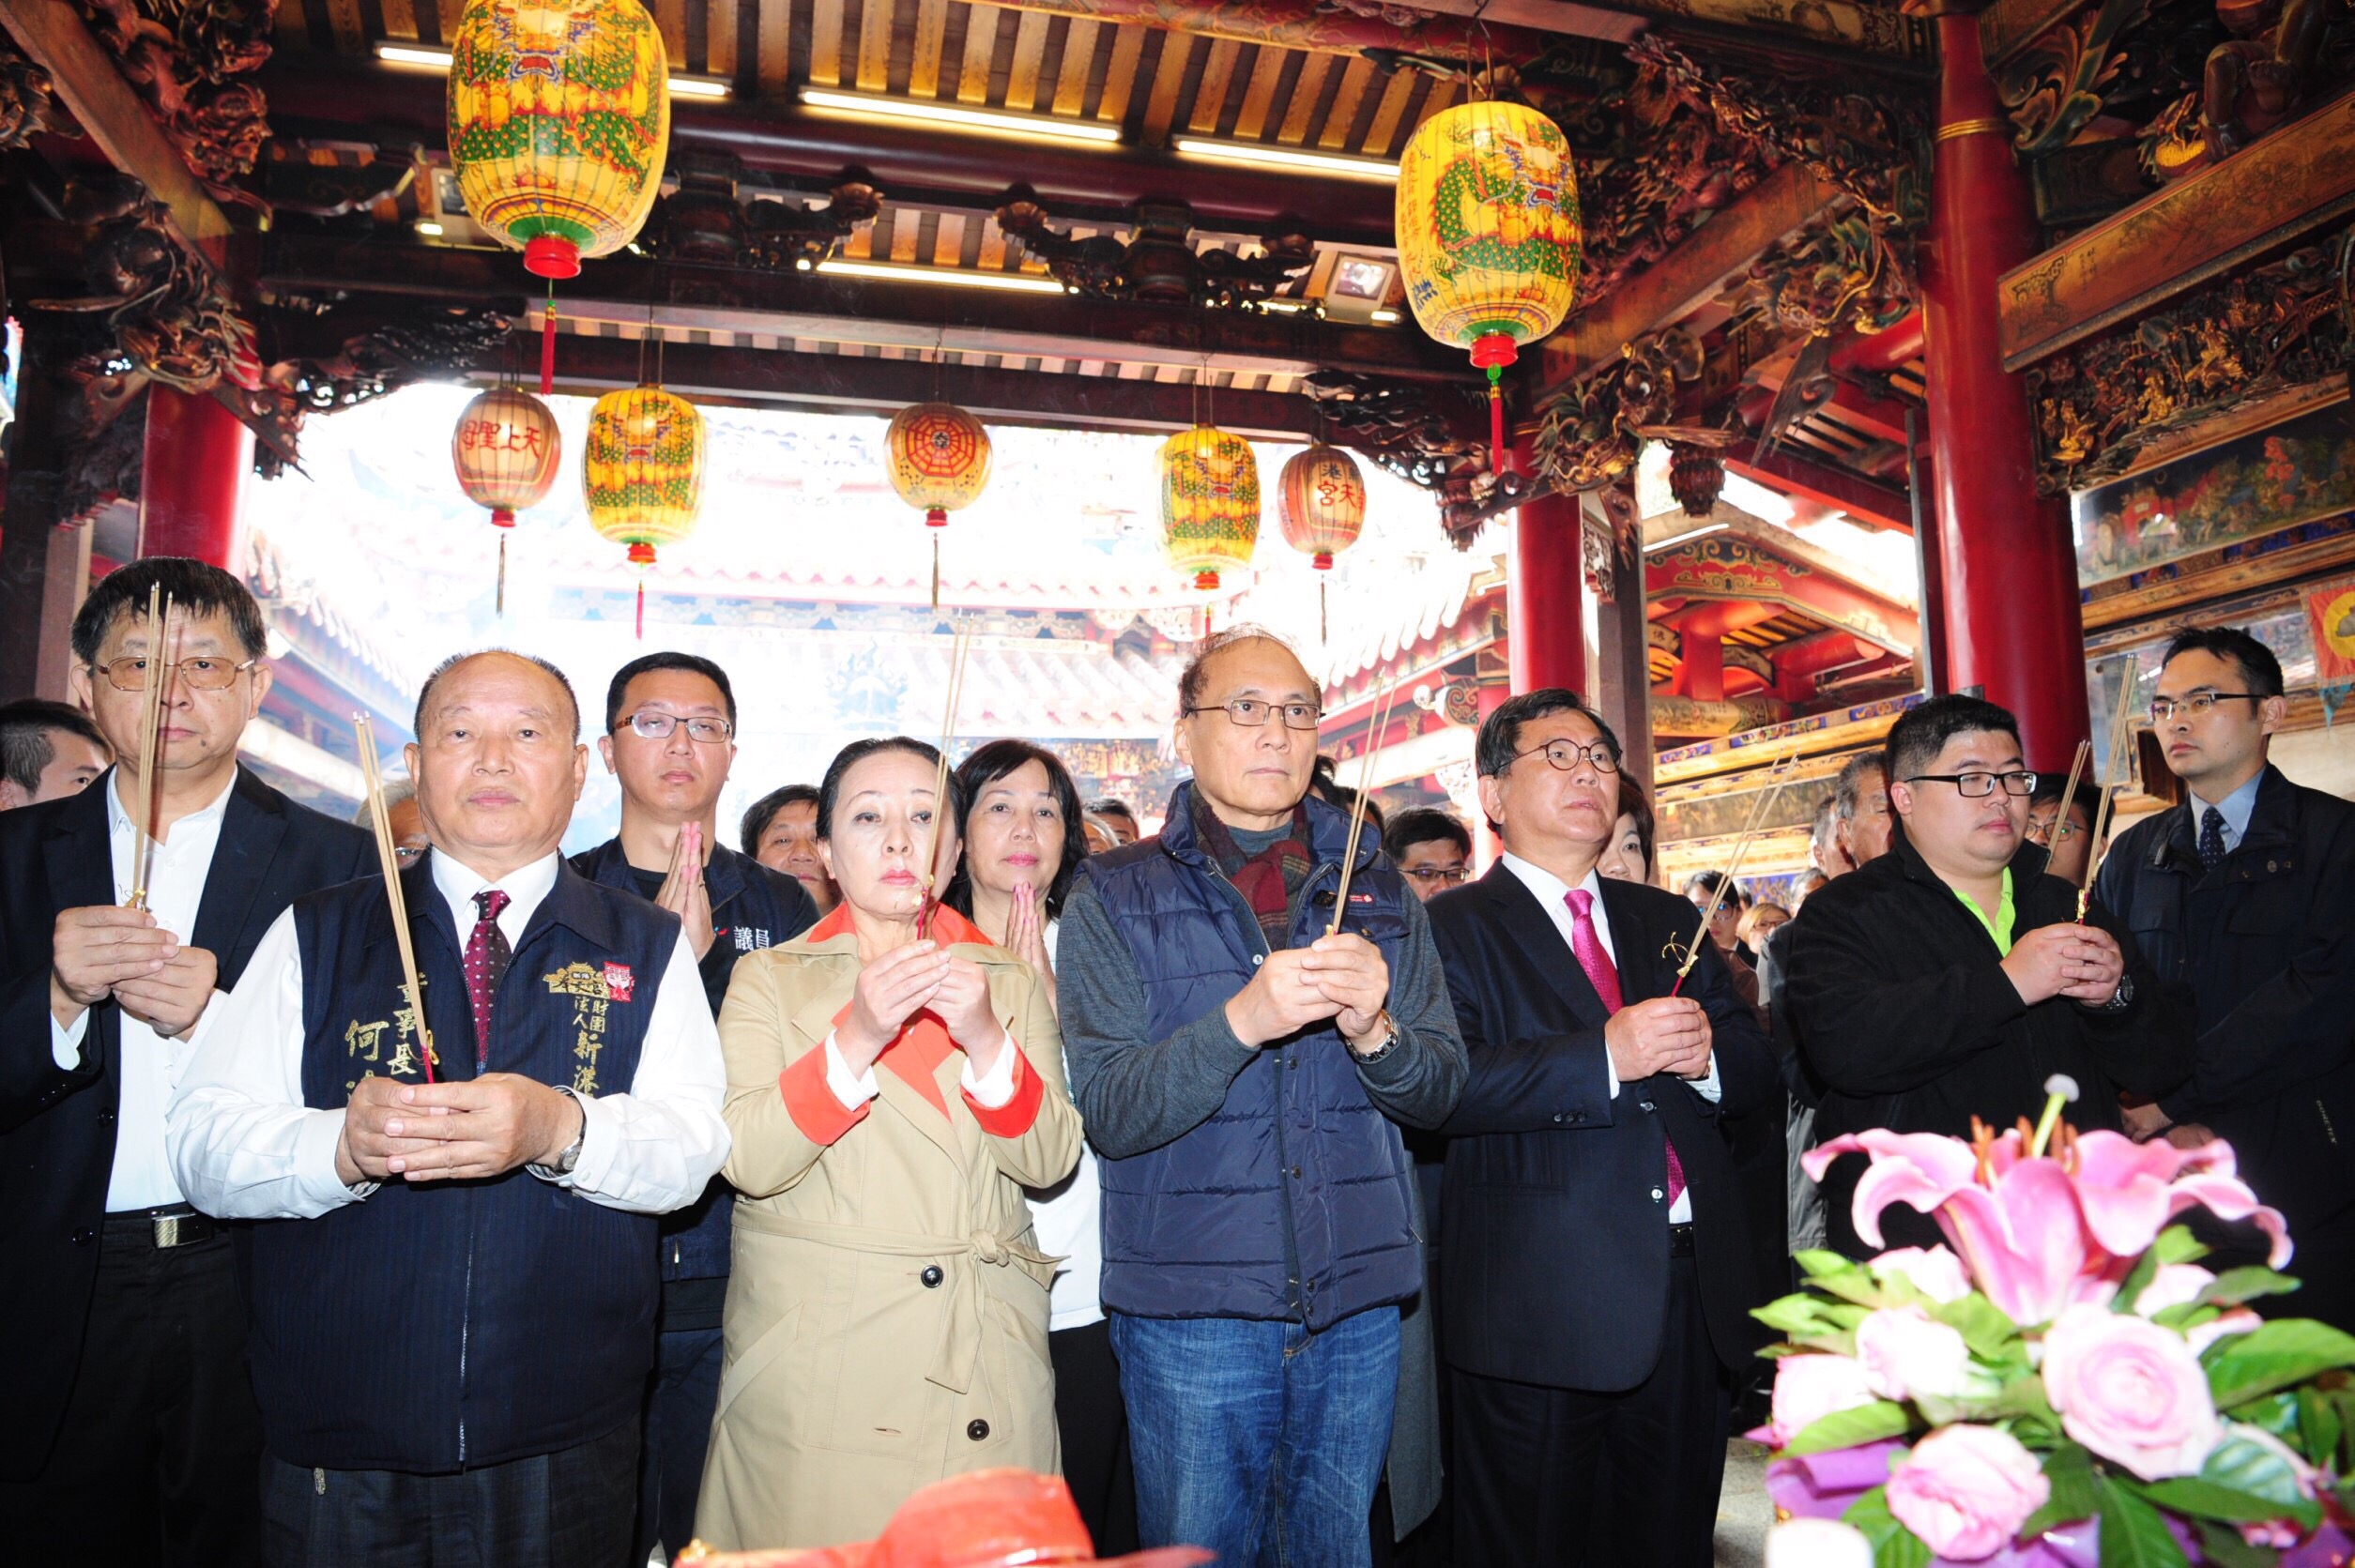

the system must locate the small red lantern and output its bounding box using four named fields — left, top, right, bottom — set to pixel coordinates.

left=451, top=387, right=562, bottom=613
